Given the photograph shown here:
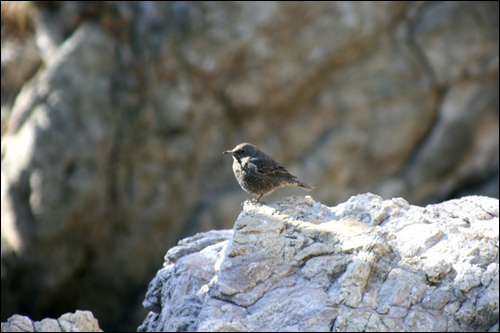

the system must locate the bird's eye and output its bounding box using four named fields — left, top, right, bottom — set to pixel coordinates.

left=240, top=149, right=245, bottom=154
